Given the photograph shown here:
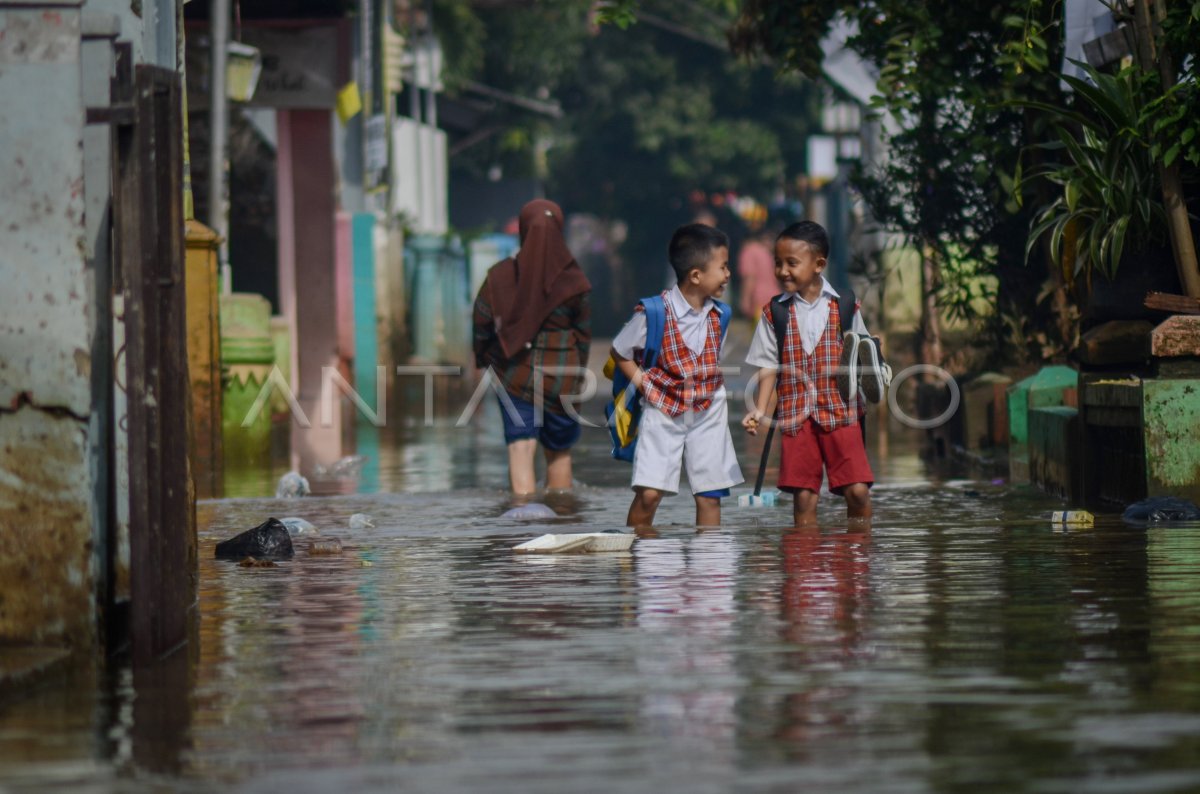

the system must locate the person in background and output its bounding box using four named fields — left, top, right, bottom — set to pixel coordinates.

left=473, top=199, right=592, bottom=495
left=737, top=229, right=780, bottom=322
